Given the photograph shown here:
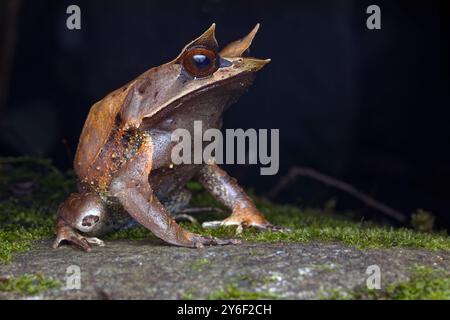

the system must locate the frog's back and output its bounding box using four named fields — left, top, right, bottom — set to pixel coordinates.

left=74, top=82, right=136, bottom=180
